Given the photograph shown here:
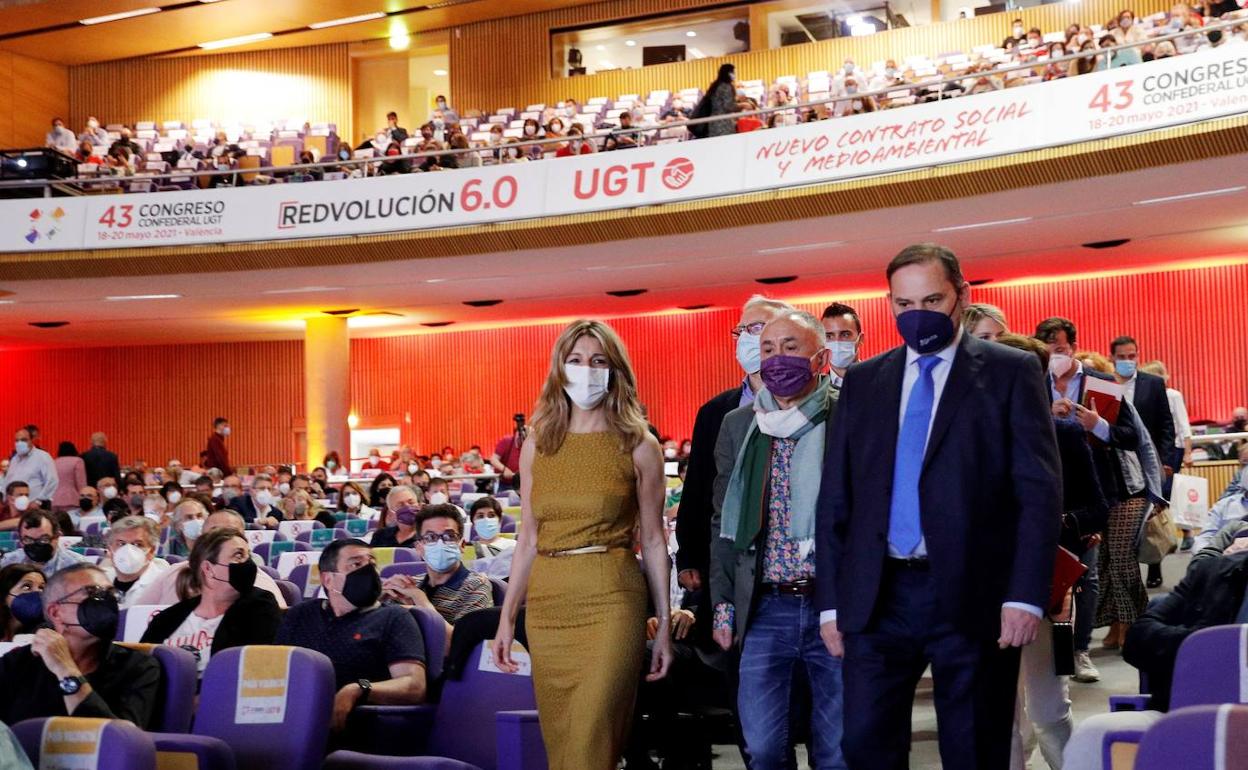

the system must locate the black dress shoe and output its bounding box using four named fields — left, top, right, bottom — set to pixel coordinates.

left=1146, top=576, right=1164, bottom=589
